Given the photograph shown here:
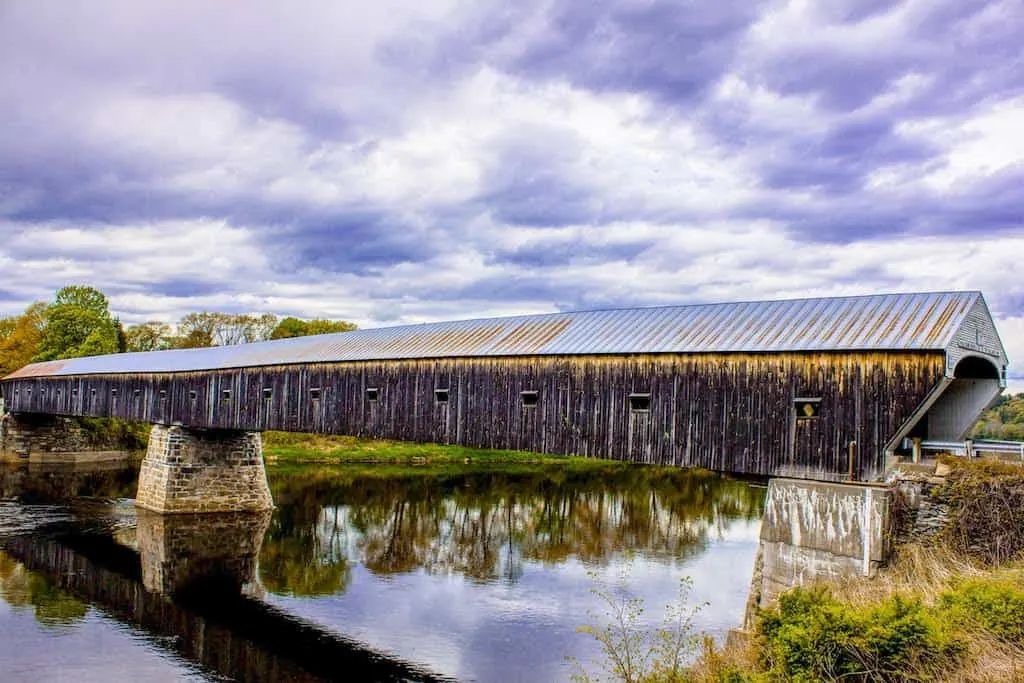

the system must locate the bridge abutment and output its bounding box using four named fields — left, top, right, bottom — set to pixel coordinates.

left=740, top=478, right=892, bottom=631
left=136, top=424, right=273, bottom=513
left=0, top=412, right=130, bottom=462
